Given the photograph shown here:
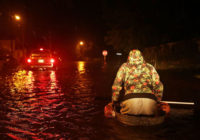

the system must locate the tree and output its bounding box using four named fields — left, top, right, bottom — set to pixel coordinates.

left=103, top=1, right=157, bottom=53
left=103, top=0, right=197, bottom=53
